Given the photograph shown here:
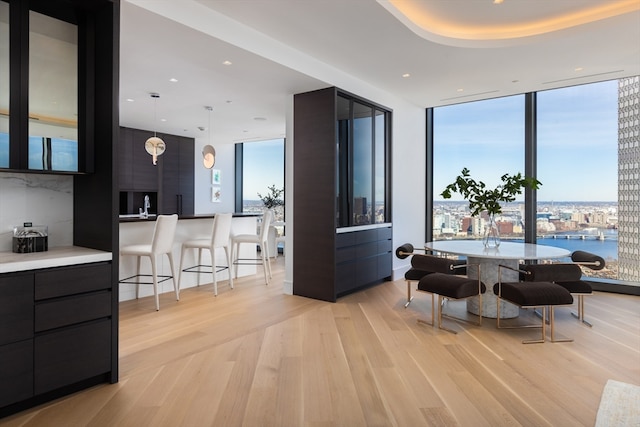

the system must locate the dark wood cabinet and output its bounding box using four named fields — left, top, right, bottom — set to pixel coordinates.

left=0, top=274, right=33, bottom=346
left=119, top=127, right=160, bottom=192
left=335, top=227, right=393, bottom=296
left=159, top=133, right=194, bottom=215
left=0, top=262, right=113, bottom=416
left=118, top=127, right=194, bottom=215
left=0, top=340, right=33, bottom=407
left=0, top=274, right=35, bottom=407
left=293, top=87, right=392, bottom=302
left=34, top=319, right=111, bottom=395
